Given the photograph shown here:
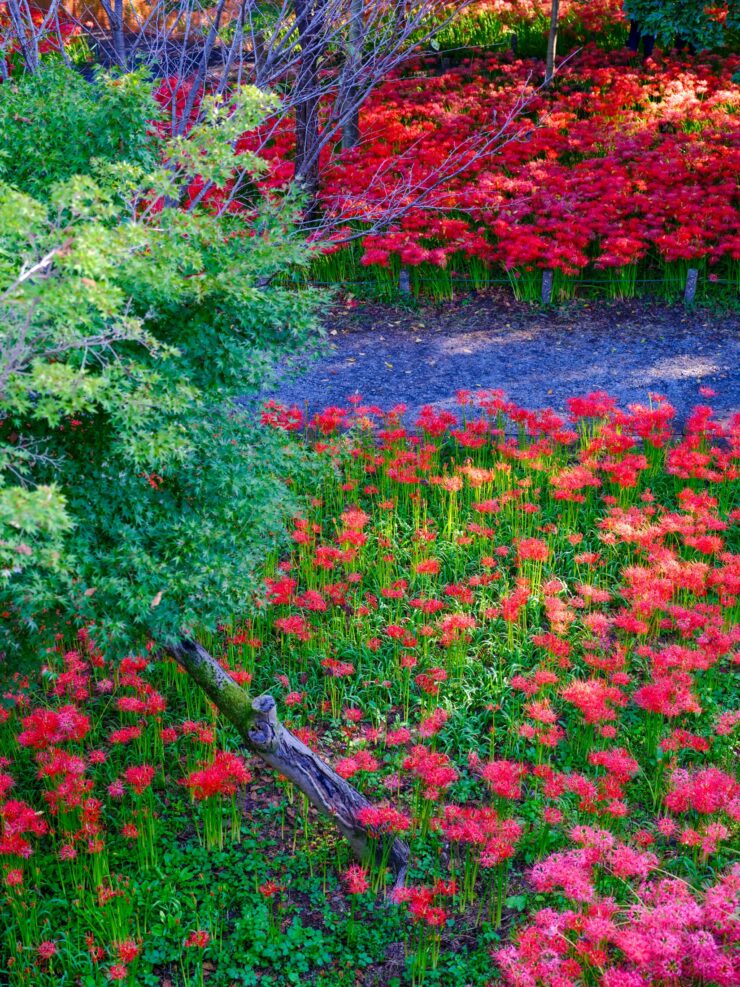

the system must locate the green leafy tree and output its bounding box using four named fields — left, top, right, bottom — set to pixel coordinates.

left=624, top=1, right=739, bottom=49
left=0, top=64, right=161, bottom=195
left=0, top=66, right=408, bottom=874
left=1, top=67, right=319, bottom=651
